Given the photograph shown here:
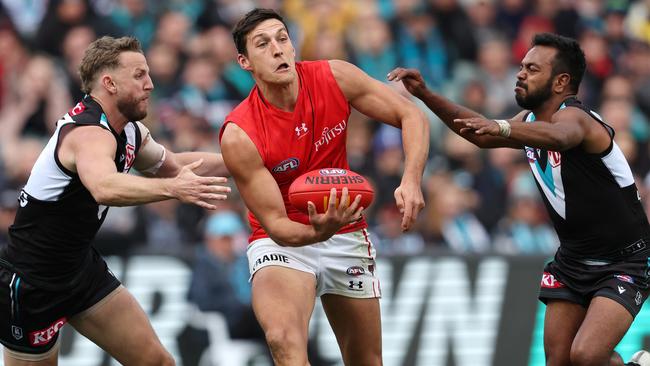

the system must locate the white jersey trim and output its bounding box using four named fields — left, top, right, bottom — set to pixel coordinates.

left=601, top=141, right=635, bottom=188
